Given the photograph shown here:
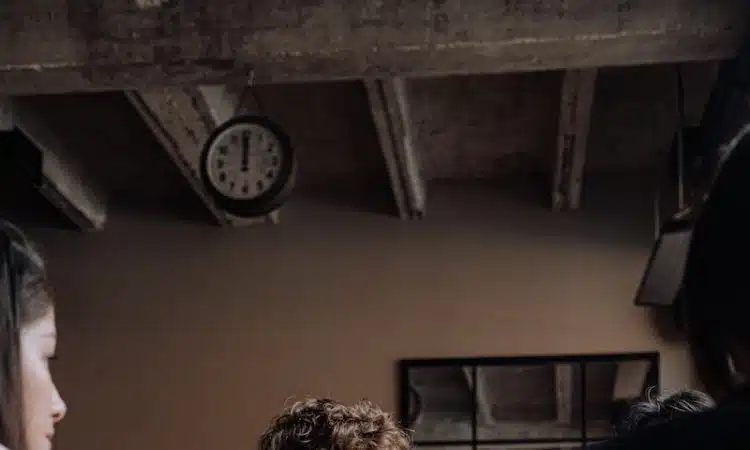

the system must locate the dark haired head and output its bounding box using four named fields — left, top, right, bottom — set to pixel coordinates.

left=0, top=221, right=54, bottom=450
left=616, top=389, right=716, bottom=435
left=259, top=398, right=412, bottom=450
left=682, top=122, right=750, bottom=398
